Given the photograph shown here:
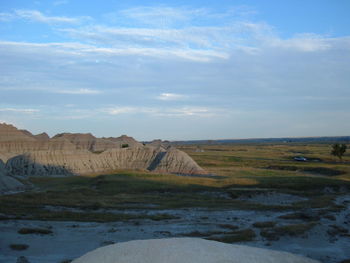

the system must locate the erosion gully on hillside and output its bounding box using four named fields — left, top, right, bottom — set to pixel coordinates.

left=0, top=142, right=349, bottom=263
